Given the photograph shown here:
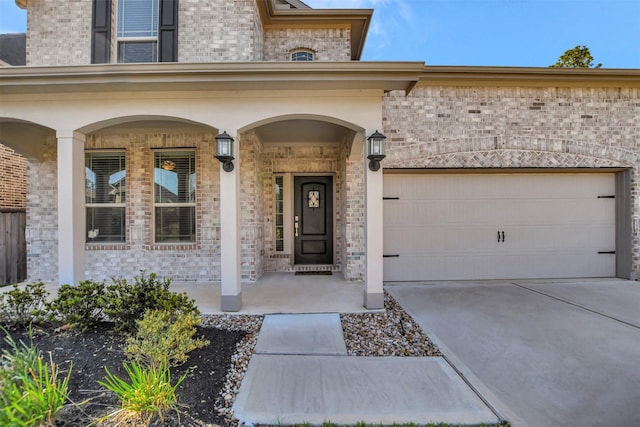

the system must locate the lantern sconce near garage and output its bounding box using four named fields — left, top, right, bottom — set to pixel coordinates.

left=367, top=130, right=386, bottom=171
left=215, top=131, right=235, bottom=172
